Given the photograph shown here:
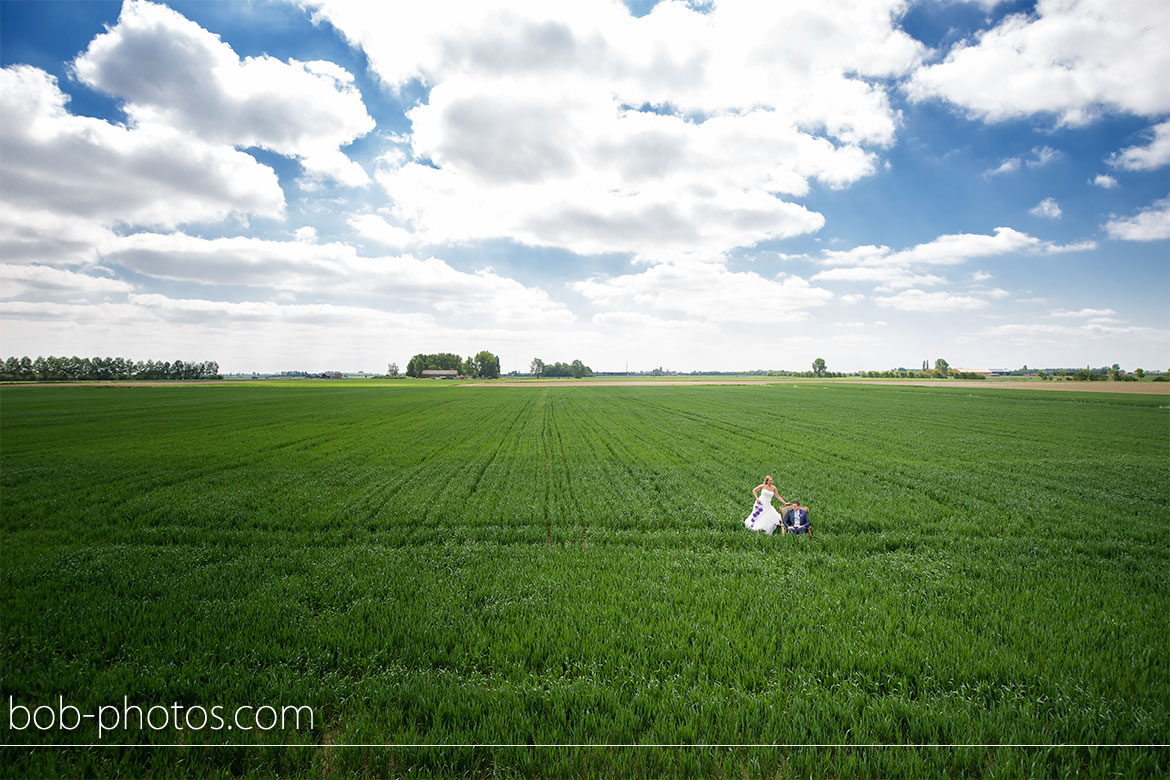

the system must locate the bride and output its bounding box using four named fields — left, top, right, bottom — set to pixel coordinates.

left=745, top=475, right=787, bottom=535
